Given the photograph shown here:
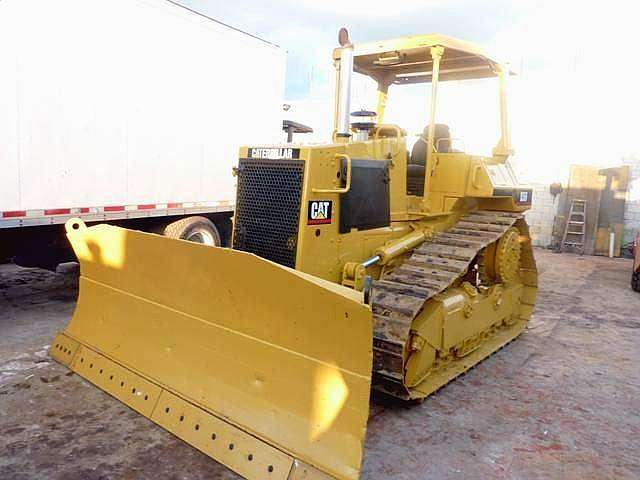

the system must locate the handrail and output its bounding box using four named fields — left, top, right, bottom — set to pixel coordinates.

left=374, top=124, right=403, bottom=141
left=312, top=154, right=352, bottom=194
left=471, top=164, right=483, bottom=188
